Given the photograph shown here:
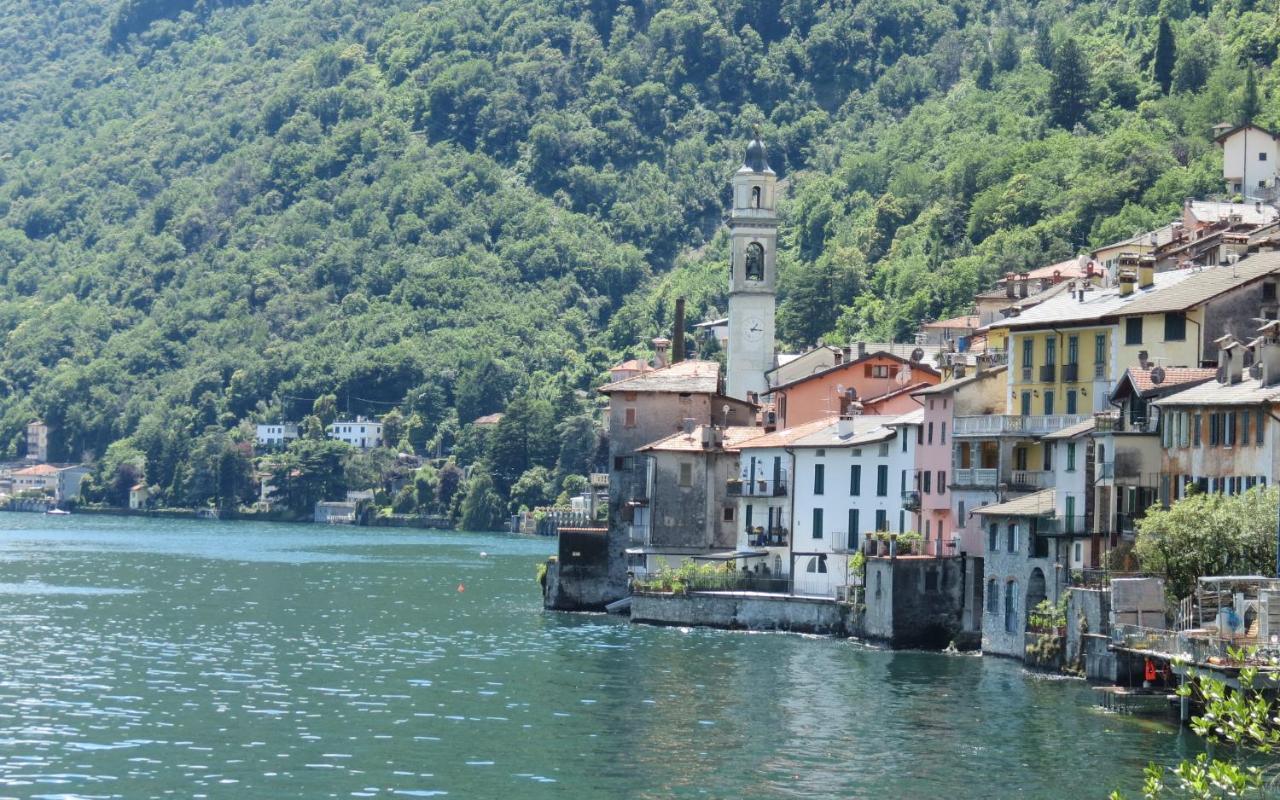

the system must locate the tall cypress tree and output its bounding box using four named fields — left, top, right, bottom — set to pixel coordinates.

left=1034, top=27, right=1055, bottom=68
left=994, top=29, right=1020, bottom=72
left=1049, top=38, right=1091, bottom=129
left=1153, top=16, right=1176, bottom=95
left=976, top=55, right=995, bottom=90
left=1242, top=62, right=1260, bottom=123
